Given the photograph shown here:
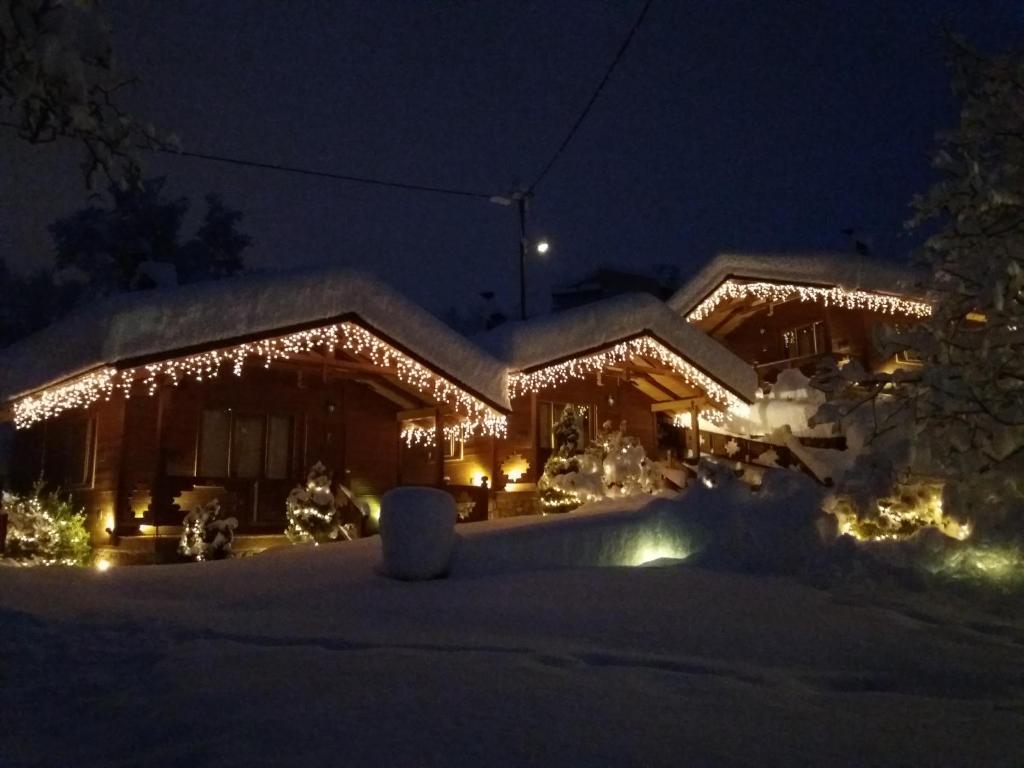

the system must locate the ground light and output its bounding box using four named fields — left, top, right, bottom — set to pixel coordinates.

left=94, top=558, right=112, bottom=572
